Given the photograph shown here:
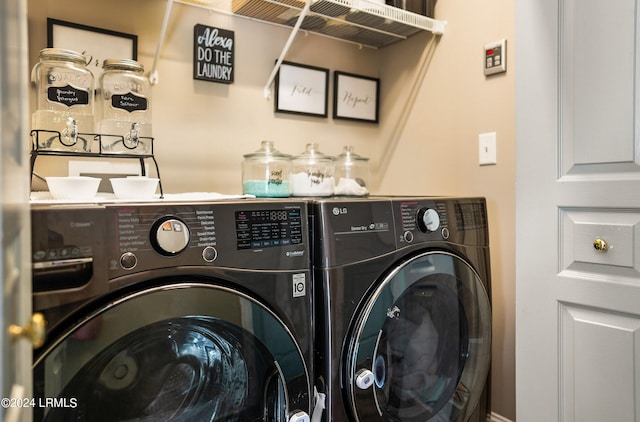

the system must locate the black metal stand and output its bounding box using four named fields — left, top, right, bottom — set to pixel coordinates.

left=30, top=129, right=164, bottom=198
